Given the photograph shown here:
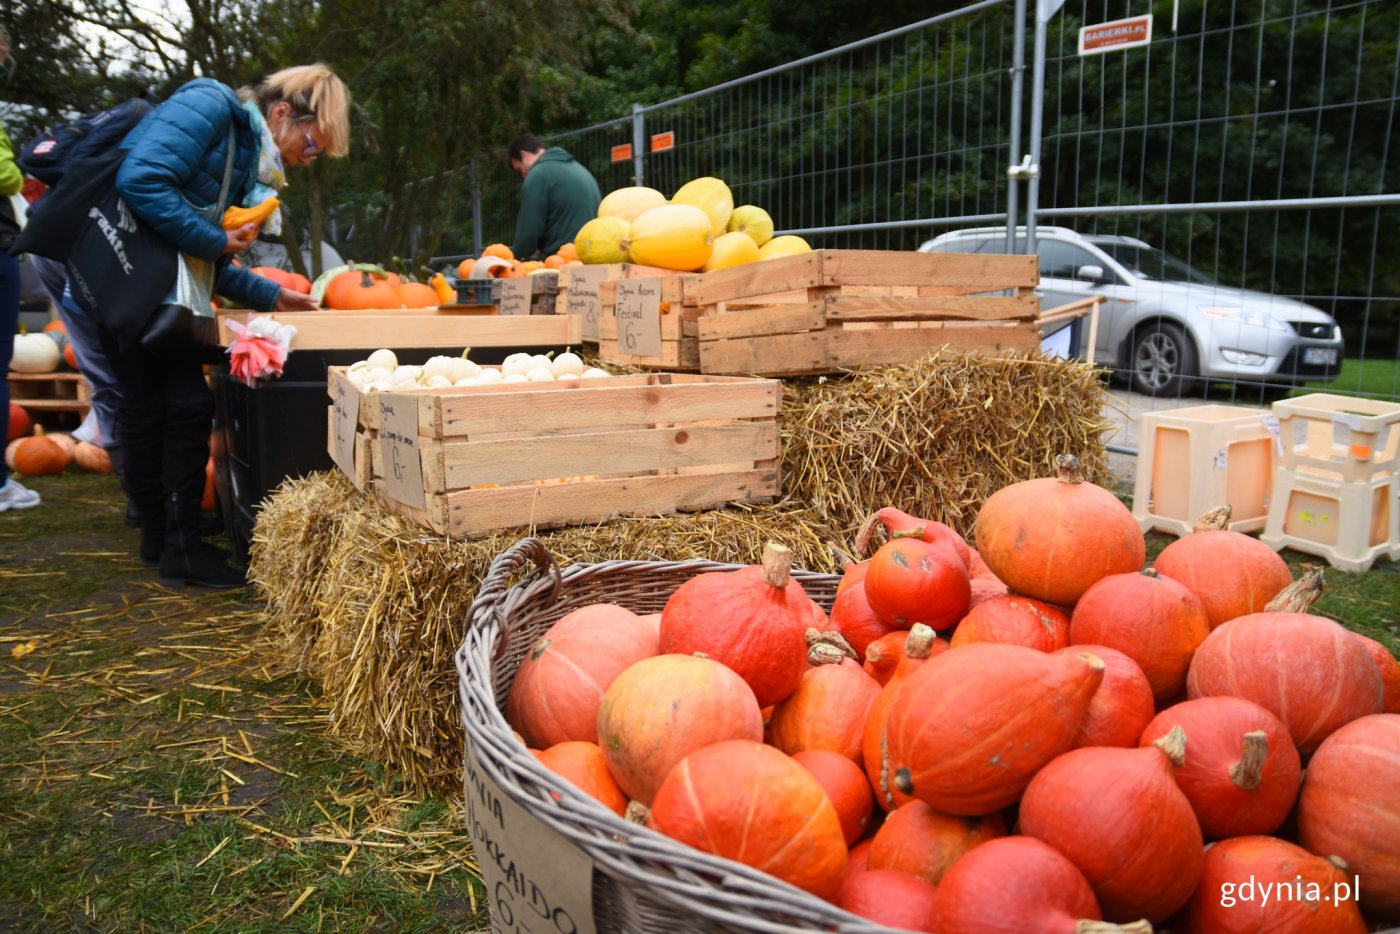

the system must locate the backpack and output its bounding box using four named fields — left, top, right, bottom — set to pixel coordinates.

left=18, top=97, right=155, bottom=186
